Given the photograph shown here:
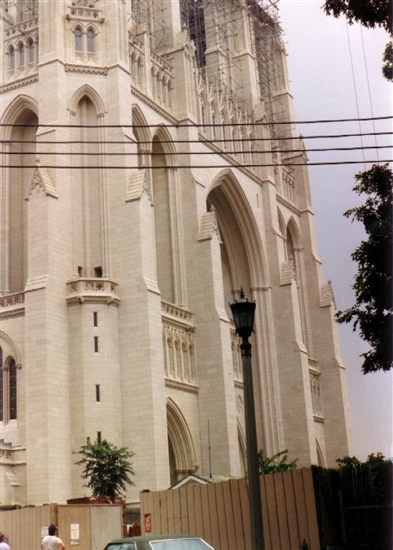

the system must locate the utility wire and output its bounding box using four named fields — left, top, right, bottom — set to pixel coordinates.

left=2, top=160, right=391, bottom=169
left=2, top=131, right=392, bottom=146
left=1, top=115, right=392, bottom=129
left=3, top=145, right=391, bottom=156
